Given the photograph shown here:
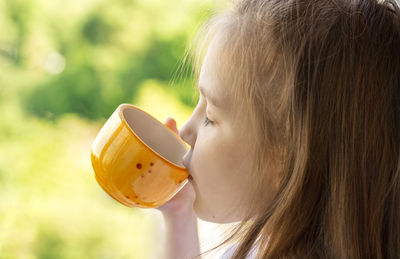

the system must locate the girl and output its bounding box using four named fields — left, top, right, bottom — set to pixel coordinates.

left=157, top=0, right=400, bottom=258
